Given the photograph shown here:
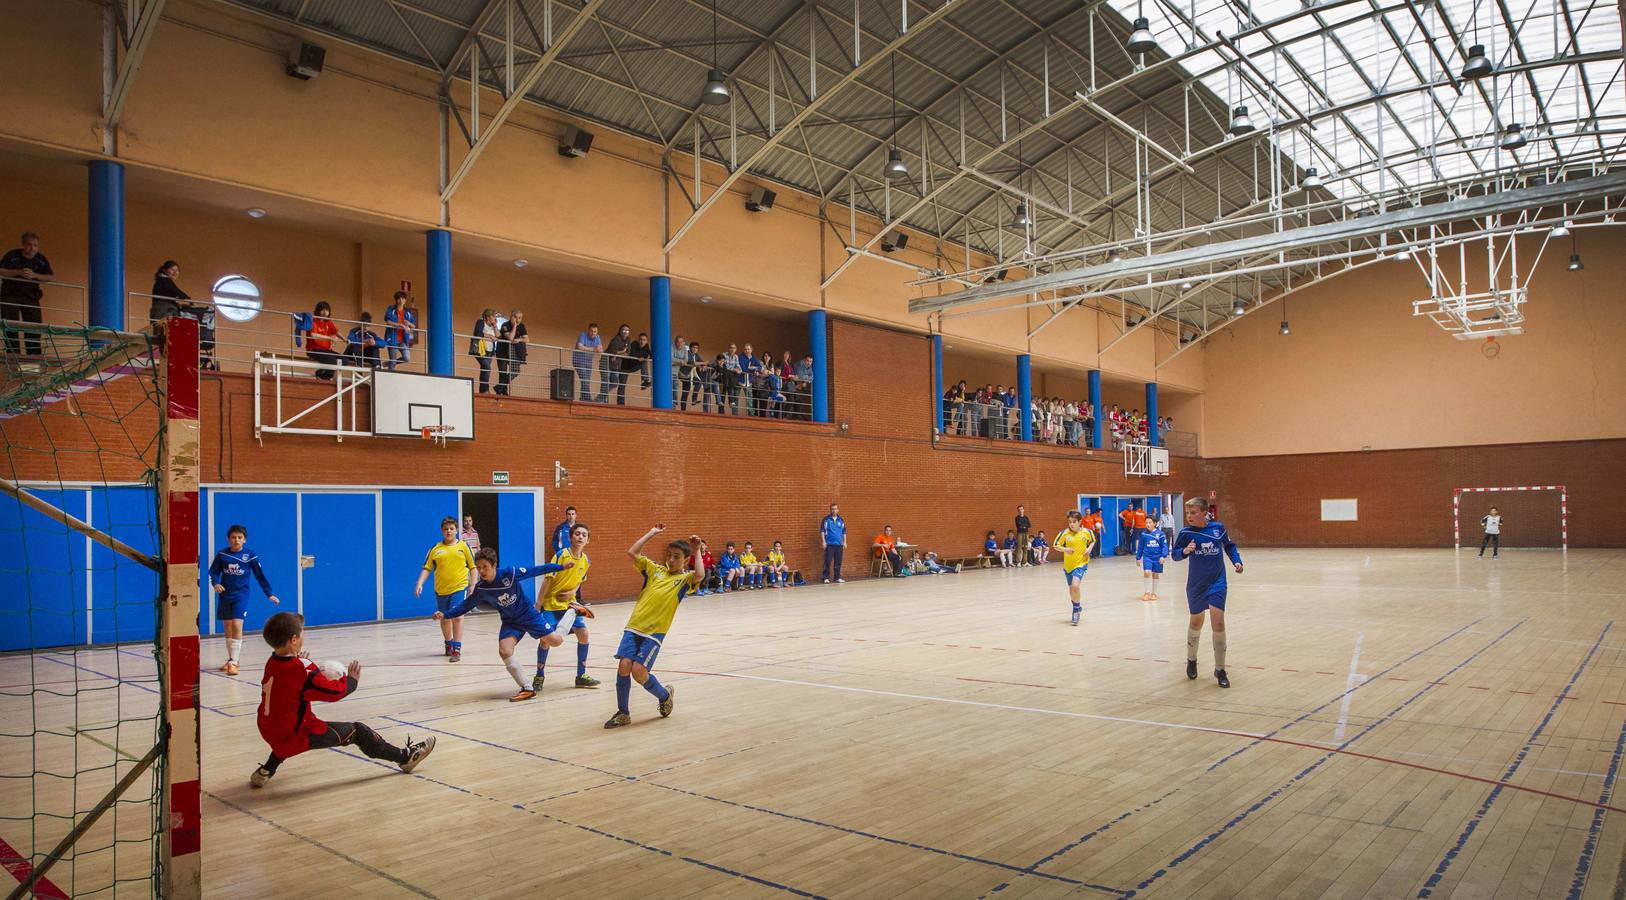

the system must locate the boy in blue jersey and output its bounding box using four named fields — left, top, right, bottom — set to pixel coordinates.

left=605, top=524, right=700, bottom=729
left=432, top=547, right=587, bottom=701
left=1135, top=519, right=1170, bottom=602
left=208, top=524, right=280, bottom=676
left=1171, top=498, right=1243, bottom=688
left=1046, top=513, right=1095, bottom=626
left=983, top=531, right=1000, bottom=566
left=718, top=542, right=744, bottom=592
left=1000, top=530, right=1017, bottom=567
